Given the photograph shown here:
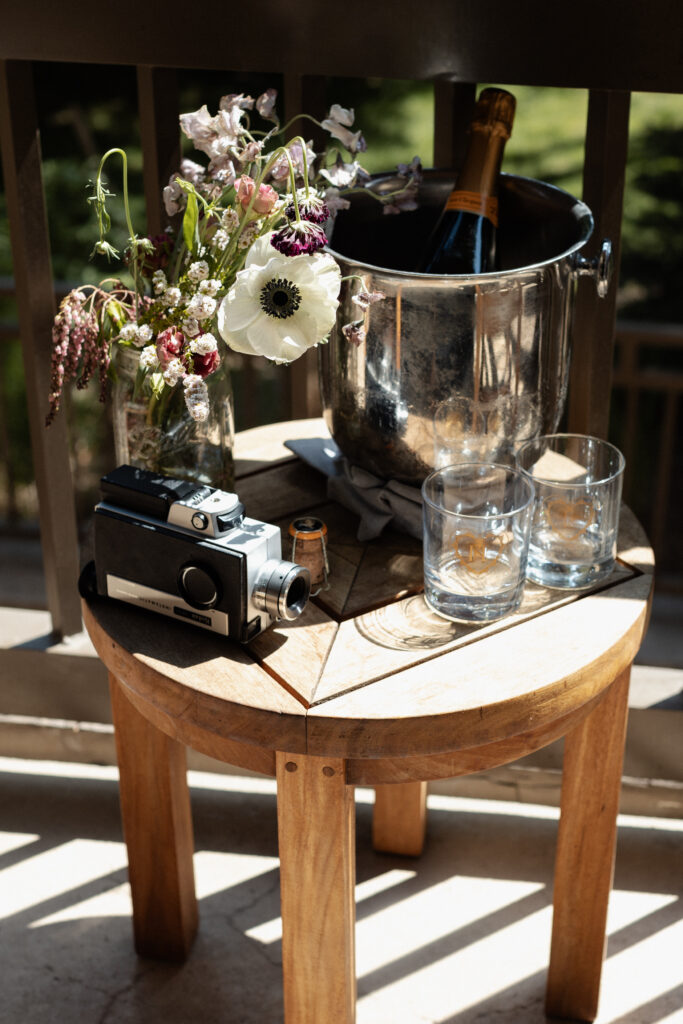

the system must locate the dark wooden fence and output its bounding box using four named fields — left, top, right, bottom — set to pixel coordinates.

left=2, top=0, right=683, bottom=645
